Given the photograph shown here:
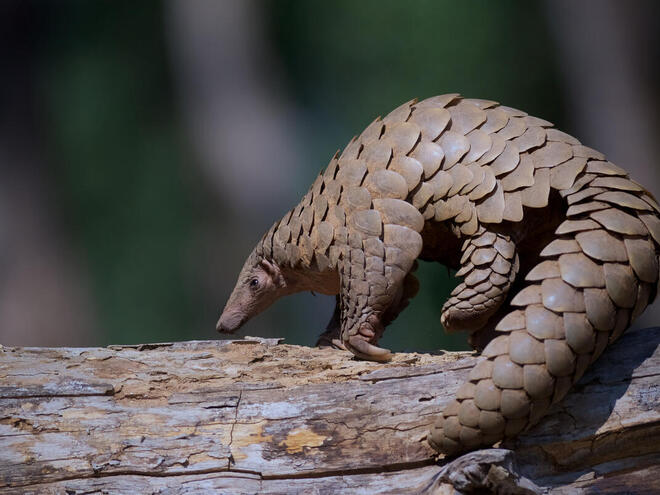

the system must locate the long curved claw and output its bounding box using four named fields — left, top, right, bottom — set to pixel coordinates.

left=347, top=335, right=392, bottom=362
